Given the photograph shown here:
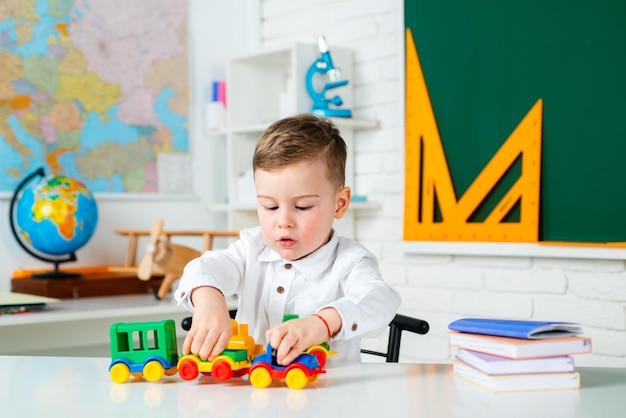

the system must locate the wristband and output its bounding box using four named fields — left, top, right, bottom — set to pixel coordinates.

left=312, top=313, right=332, bottom=340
